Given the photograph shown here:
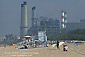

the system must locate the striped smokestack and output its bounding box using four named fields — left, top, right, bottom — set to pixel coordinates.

left=64, top=11, right=67, bottom=28
left=62, top=10, right=65, bottom=29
